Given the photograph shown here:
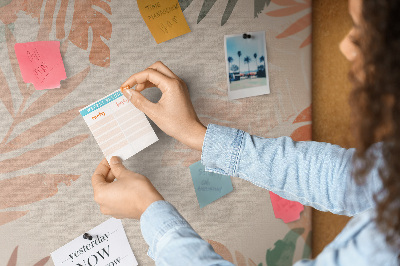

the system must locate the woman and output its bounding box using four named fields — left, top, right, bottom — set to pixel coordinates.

left=90, top=0, right=400, bottom=264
